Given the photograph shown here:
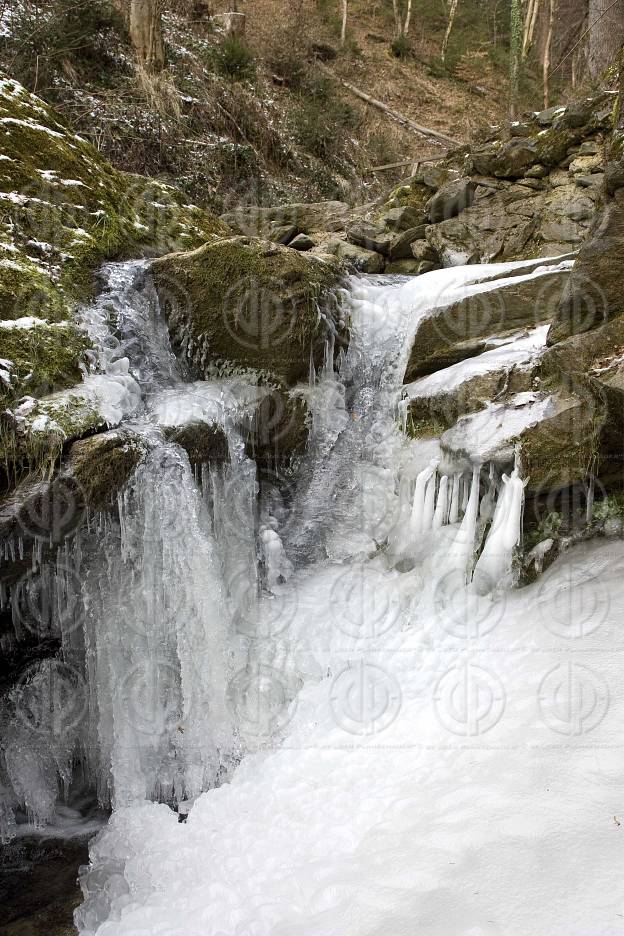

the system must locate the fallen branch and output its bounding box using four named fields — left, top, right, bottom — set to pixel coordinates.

left=316, top=63, right=460, bottom=148
left=366, top=154, right=446, bottom=172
